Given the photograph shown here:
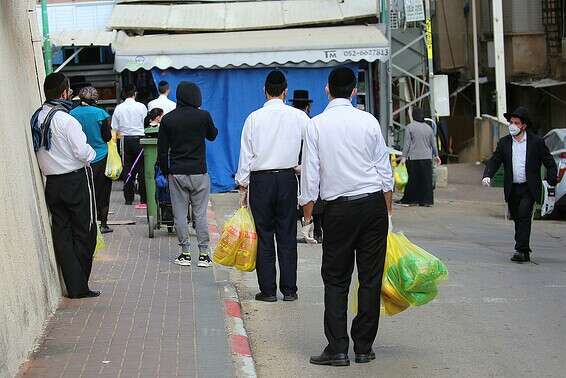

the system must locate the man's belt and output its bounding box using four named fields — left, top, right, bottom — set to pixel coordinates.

left=251, top=168, right=294, bottom=175
left=328, top=192, right=380, bottom=204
